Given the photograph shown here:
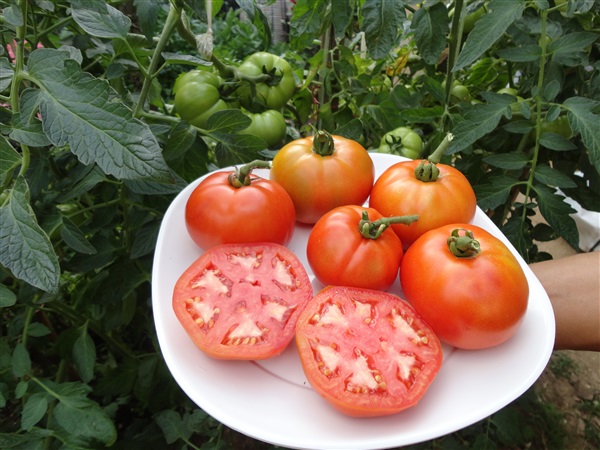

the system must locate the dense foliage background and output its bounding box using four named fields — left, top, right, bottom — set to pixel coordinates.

left=1, top=0, right=598, bottom=448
